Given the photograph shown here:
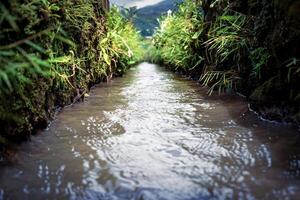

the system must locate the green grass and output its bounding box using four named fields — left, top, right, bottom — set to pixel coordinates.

left=152, top=1, right=249, bottom=94
left=152, top=0, right=300, bottom=114
left=0, top=0, right=144, bottom=138
left=152, top=0, right=203, bottom=72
